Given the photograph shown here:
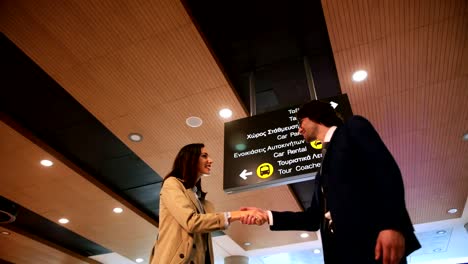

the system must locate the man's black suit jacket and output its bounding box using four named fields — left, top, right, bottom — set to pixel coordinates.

left=270, top=116, right=421, bottom=263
